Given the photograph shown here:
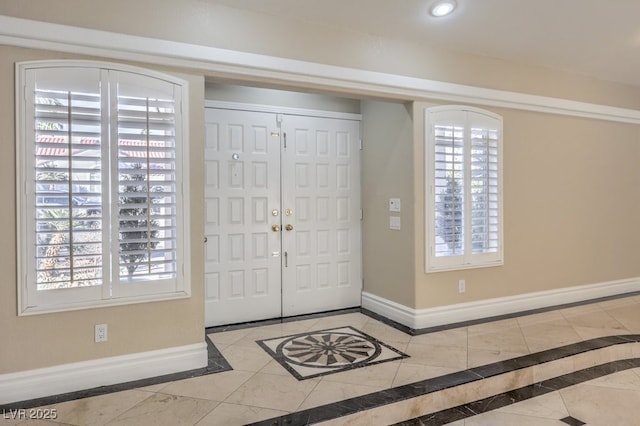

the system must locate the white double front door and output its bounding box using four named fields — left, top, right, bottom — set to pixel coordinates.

left=204, top=107, right=362, bottom=326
